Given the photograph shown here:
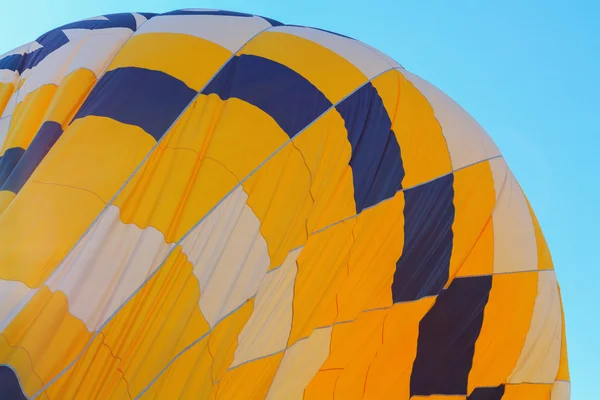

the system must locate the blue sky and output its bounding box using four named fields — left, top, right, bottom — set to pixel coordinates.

left=2, top=0, right=598, bottom=398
